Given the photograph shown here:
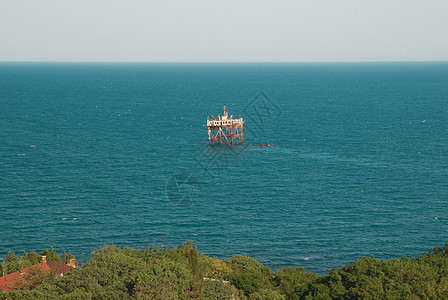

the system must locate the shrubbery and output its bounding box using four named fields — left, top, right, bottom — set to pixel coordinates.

left=1, top=243, right=448, bottom=299
left=305, top=245, right=448, bottom=299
